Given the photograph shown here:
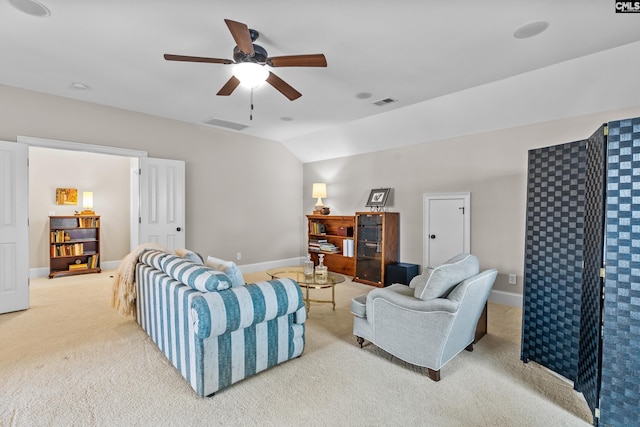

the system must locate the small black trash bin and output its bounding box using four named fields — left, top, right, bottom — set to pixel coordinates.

left=385, top=262, right=420, bottom=286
